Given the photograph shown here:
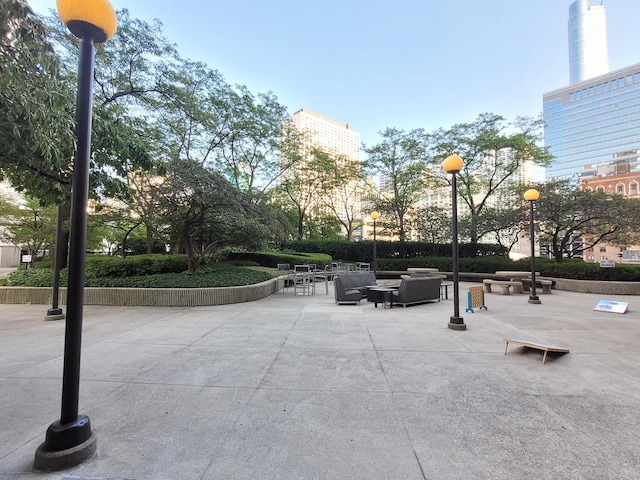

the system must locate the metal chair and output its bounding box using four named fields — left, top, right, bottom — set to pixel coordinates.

left=293, top=264, right=315, bottom=296
left=277, top=263, right=292, bottom=294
